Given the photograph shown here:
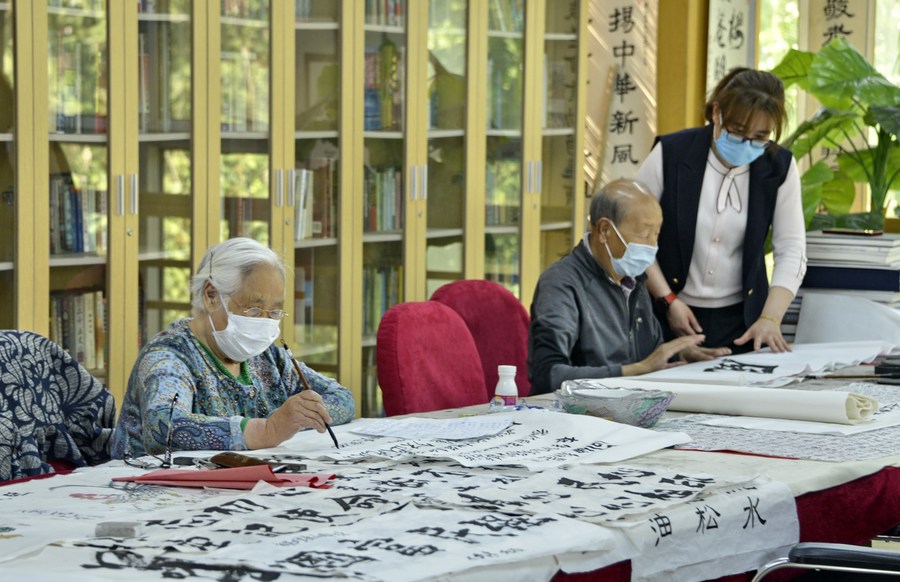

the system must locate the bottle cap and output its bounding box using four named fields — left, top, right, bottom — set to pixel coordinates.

left=498, top=365, right=516, bottom=375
